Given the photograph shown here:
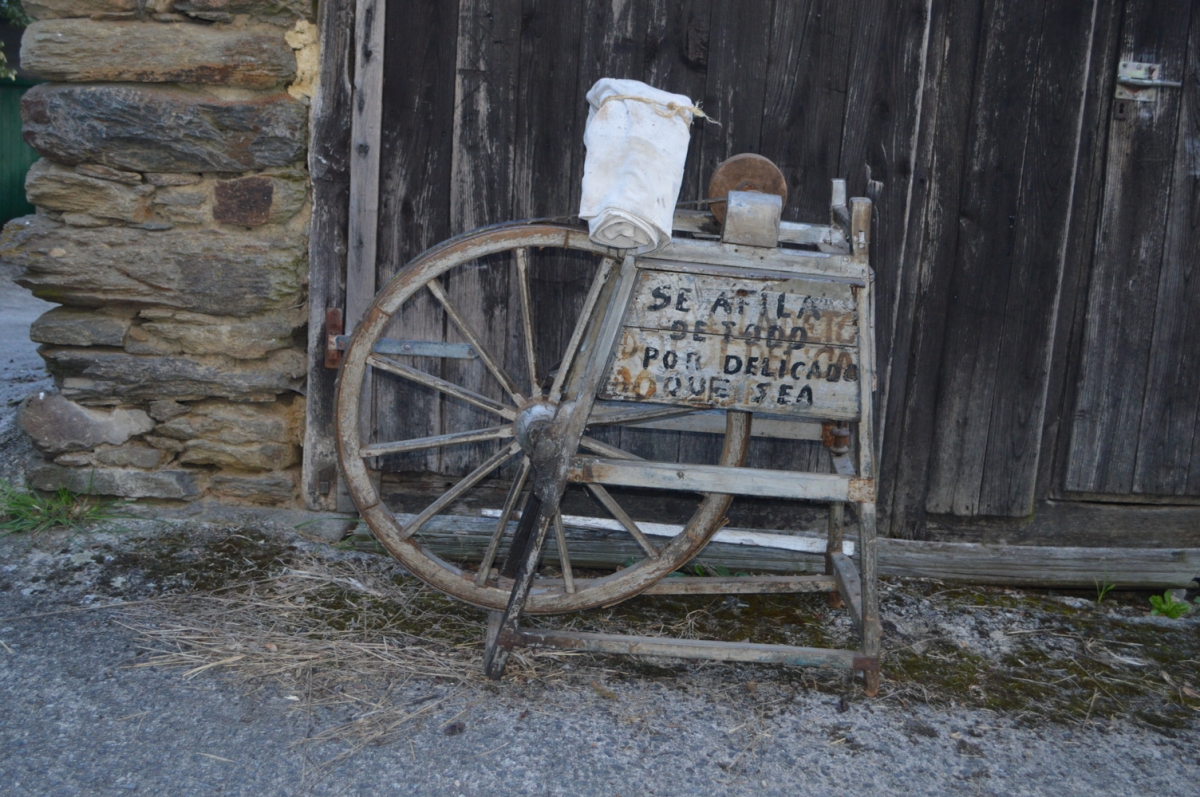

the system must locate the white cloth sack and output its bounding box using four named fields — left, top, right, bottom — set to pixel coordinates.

left=578, top=78, right=696, bottom=253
